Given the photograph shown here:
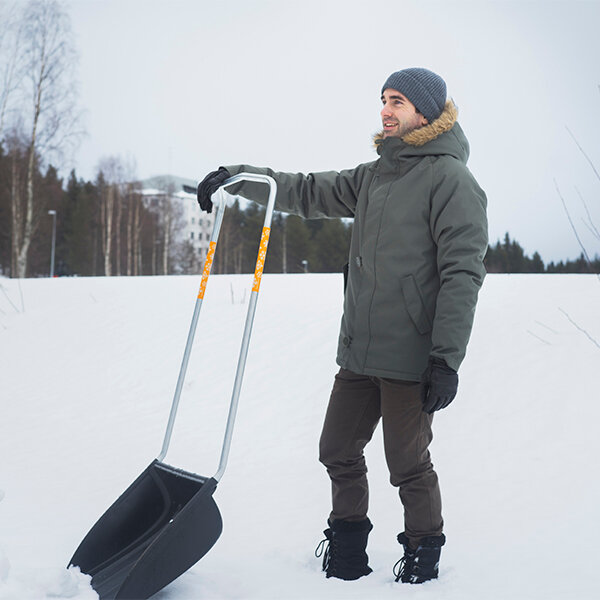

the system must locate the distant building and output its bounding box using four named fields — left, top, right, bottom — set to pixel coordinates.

left=139, top=175, right=215, bottom=265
